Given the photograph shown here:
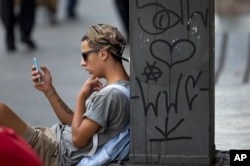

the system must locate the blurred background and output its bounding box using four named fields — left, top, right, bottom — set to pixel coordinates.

left=215, top=0, right=250, bottom=151
left=0, top=0, right=249, bottom=153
